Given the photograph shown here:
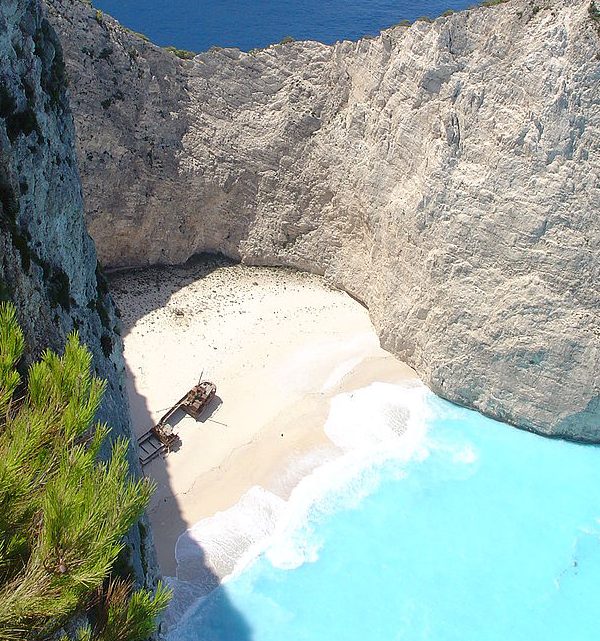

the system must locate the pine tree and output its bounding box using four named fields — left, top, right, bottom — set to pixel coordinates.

left=0, top=302, right=170, bottom=640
